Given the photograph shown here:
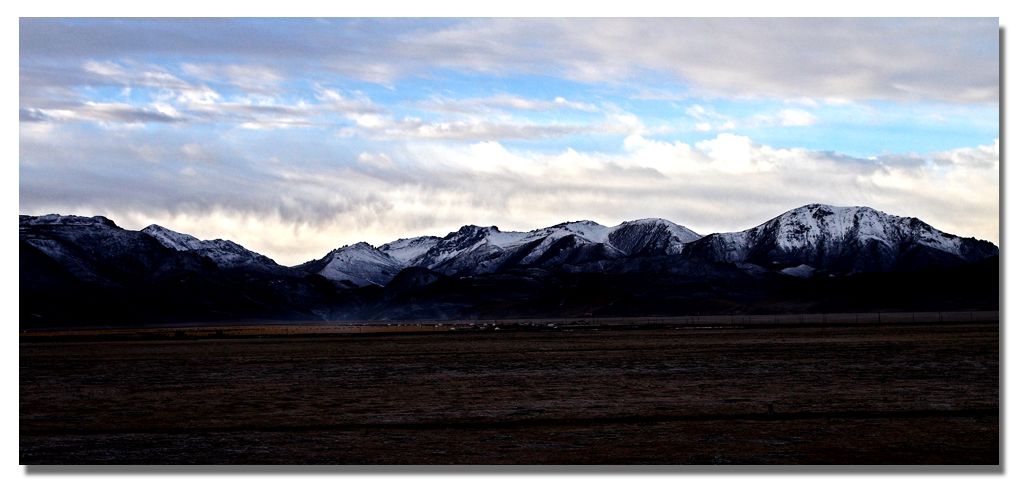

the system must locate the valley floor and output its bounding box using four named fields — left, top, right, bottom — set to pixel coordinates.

left=20, top=317, right=999, bottom=465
